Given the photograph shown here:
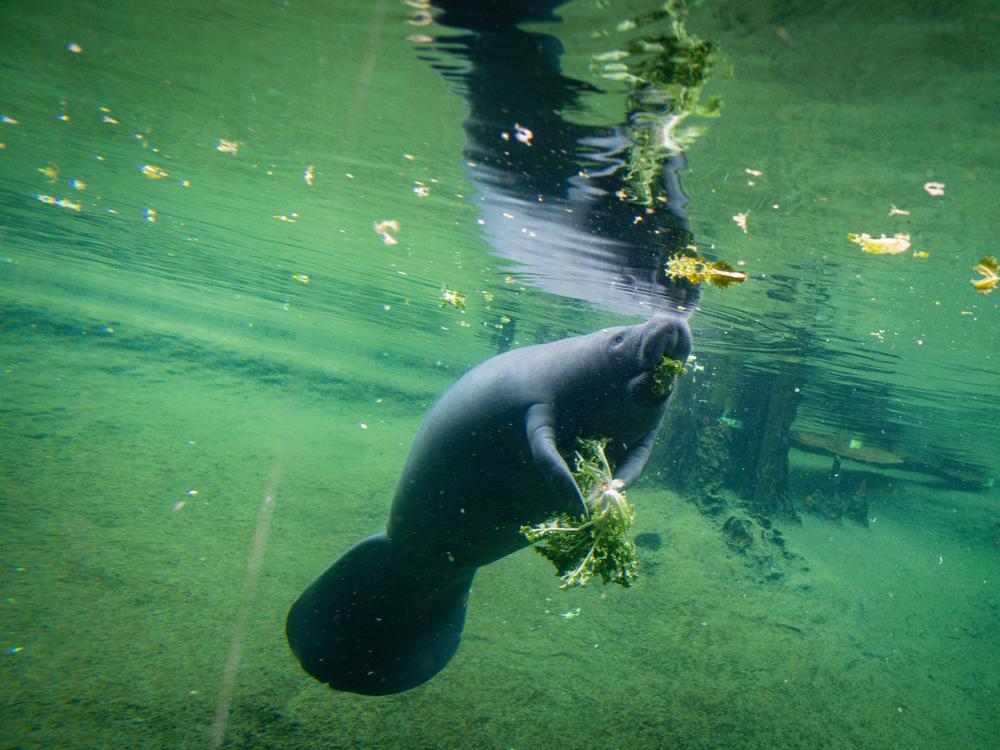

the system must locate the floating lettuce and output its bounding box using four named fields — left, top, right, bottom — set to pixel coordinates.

left=521, top=439, right=639, bottom=589
left=665, top=250, right=748, bottom=289
left=971, top=255, right=998, bottom=294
